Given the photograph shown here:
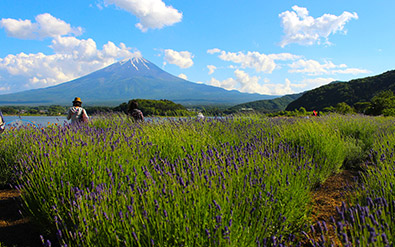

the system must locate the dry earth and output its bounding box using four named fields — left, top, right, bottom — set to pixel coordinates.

left=0, top=188, right=43, bottom=247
